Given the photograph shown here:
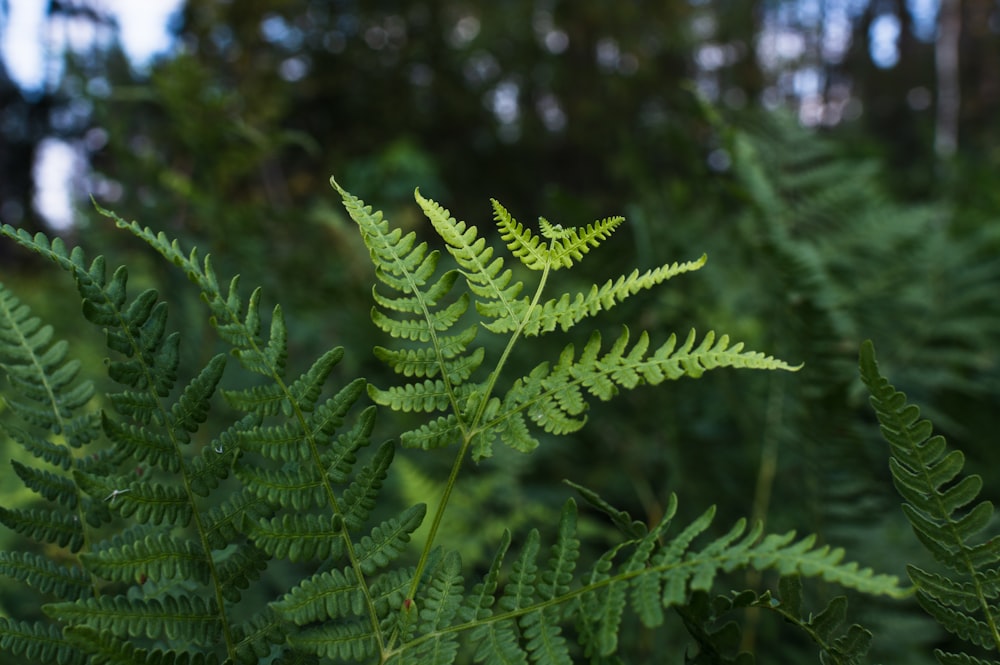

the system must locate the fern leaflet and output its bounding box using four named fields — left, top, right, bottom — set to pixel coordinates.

left=861, top=340, right=1000, bottom=661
